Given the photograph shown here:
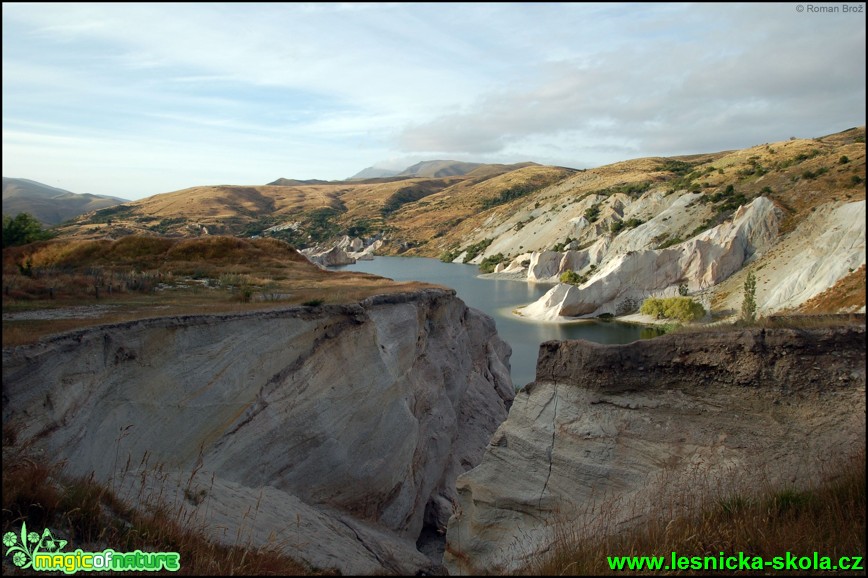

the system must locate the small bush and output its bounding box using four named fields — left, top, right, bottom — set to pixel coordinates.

left=479, top=253, right=506, bottom=273
left=302, top=298, right=324, bottom=307
left=656, top=236, right=684, bottom=250
left=2, top=213, right=54, bottom=248
left=742, top=270, right=757, bottom=322
left=640, top=297, right=705, bottom=321
left=462, top=239, right=493, bottom=263
left=439, top=249, right=460, bottom=263
left=560, top=269, right=586, bottom=286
